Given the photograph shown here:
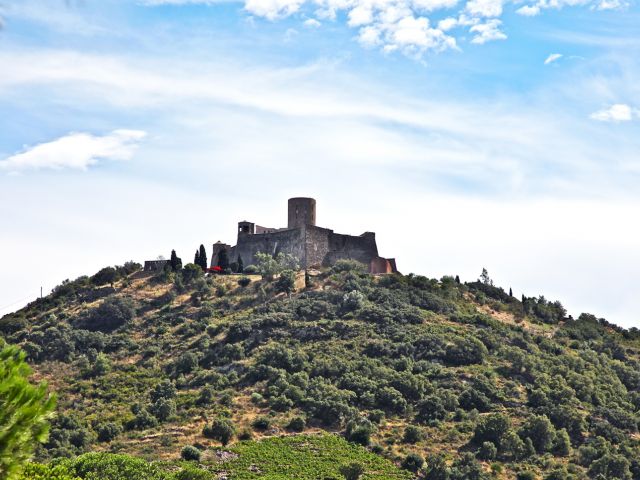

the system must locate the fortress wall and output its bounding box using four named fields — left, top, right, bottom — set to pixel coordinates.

left=324, top=231, right=380, bottom=266
left=304, top=225, right=332, bottom=268
left=233, top=228, right=306, bottom=267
